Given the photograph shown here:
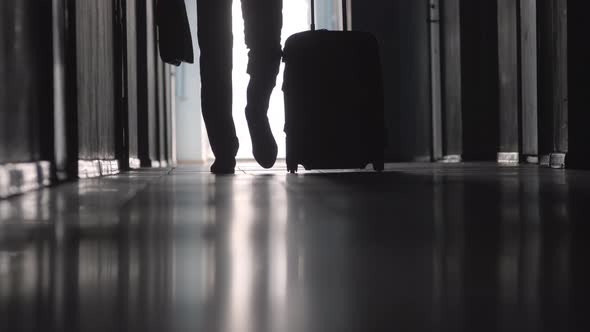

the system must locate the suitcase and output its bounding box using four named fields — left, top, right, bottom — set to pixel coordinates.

left=282, top=0, right=386, bottom=173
